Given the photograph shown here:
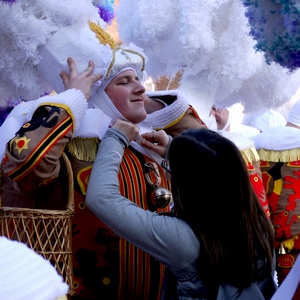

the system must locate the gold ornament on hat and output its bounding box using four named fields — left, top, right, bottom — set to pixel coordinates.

left=89, top=21, right=117, bottom=49
left=89, top=21, right=146, bottom=82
